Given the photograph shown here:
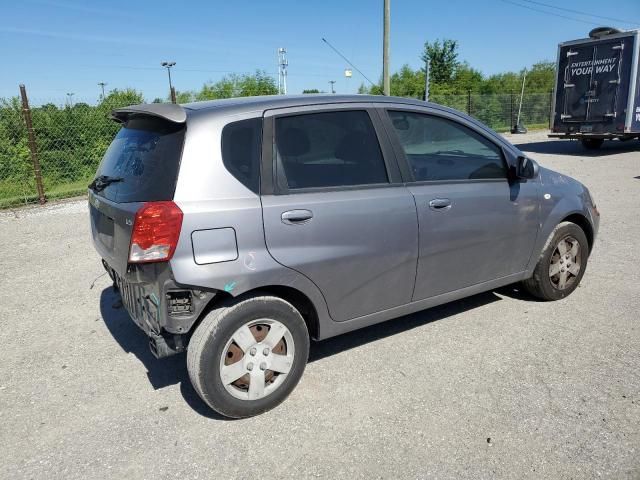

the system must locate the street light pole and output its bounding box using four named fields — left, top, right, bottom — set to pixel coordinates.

left=98, top=82, right=107, bottom=100
left=66, top=92, right=74, bottom=107
left=329, top=80, right=336, bottom=94
left=161, top=61, right=177, bottom=103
